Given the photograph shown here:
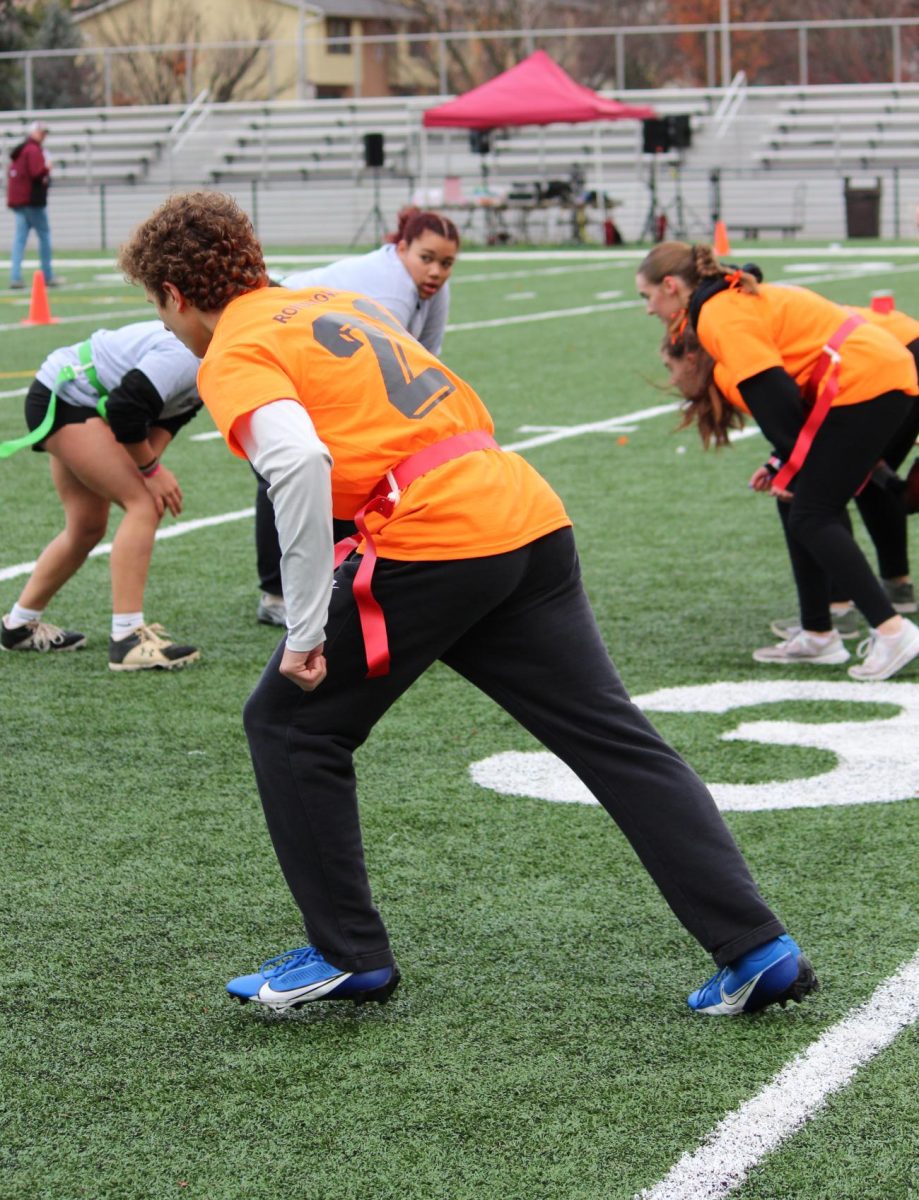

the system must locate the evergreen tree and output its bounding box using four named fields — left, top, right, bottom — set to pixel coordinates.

left=0, top=0, right=28, bottom=110
left=32, top=1, right=100, bottom=108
